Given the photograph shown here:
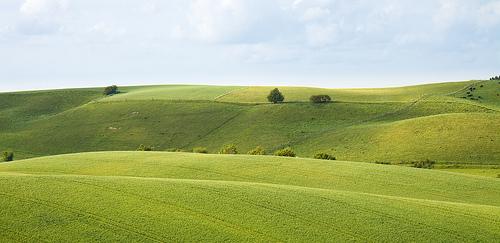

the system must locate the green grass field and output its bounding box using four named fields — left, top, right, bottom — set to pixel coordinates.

left=1, top=80, right=498, bottom=169
left=0, top=81, right=499, bottom=241
left=0, top=152, right=498, bottom=242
